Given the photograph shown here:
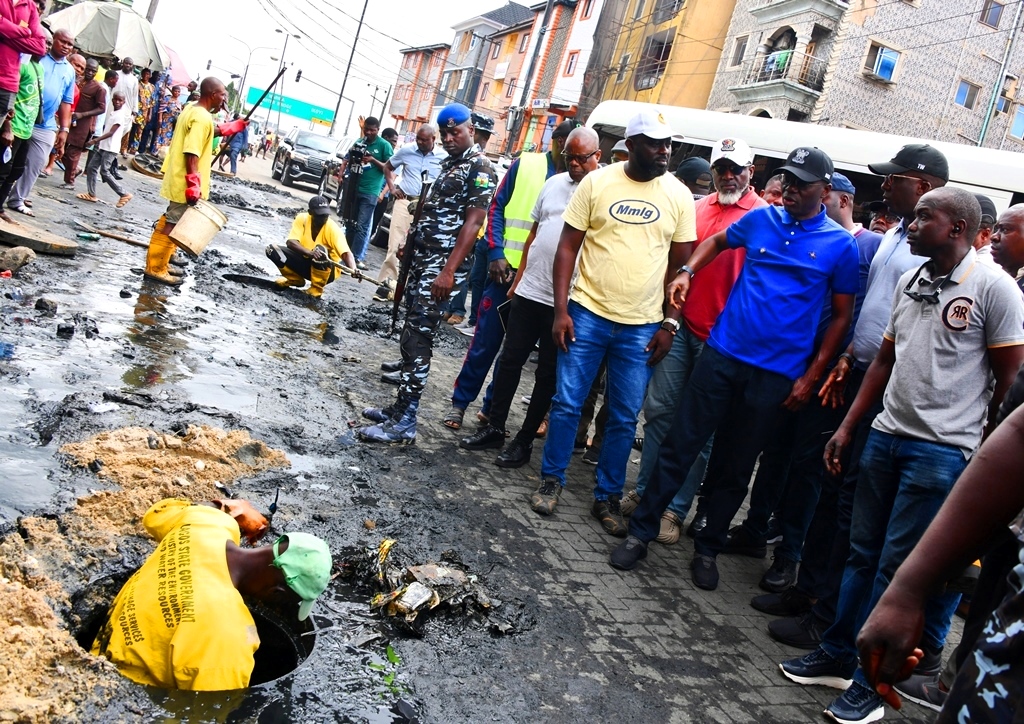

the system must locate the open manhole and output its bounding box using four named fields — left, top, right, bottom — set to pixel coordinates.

left=71, top=574, right=316, bottom=688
